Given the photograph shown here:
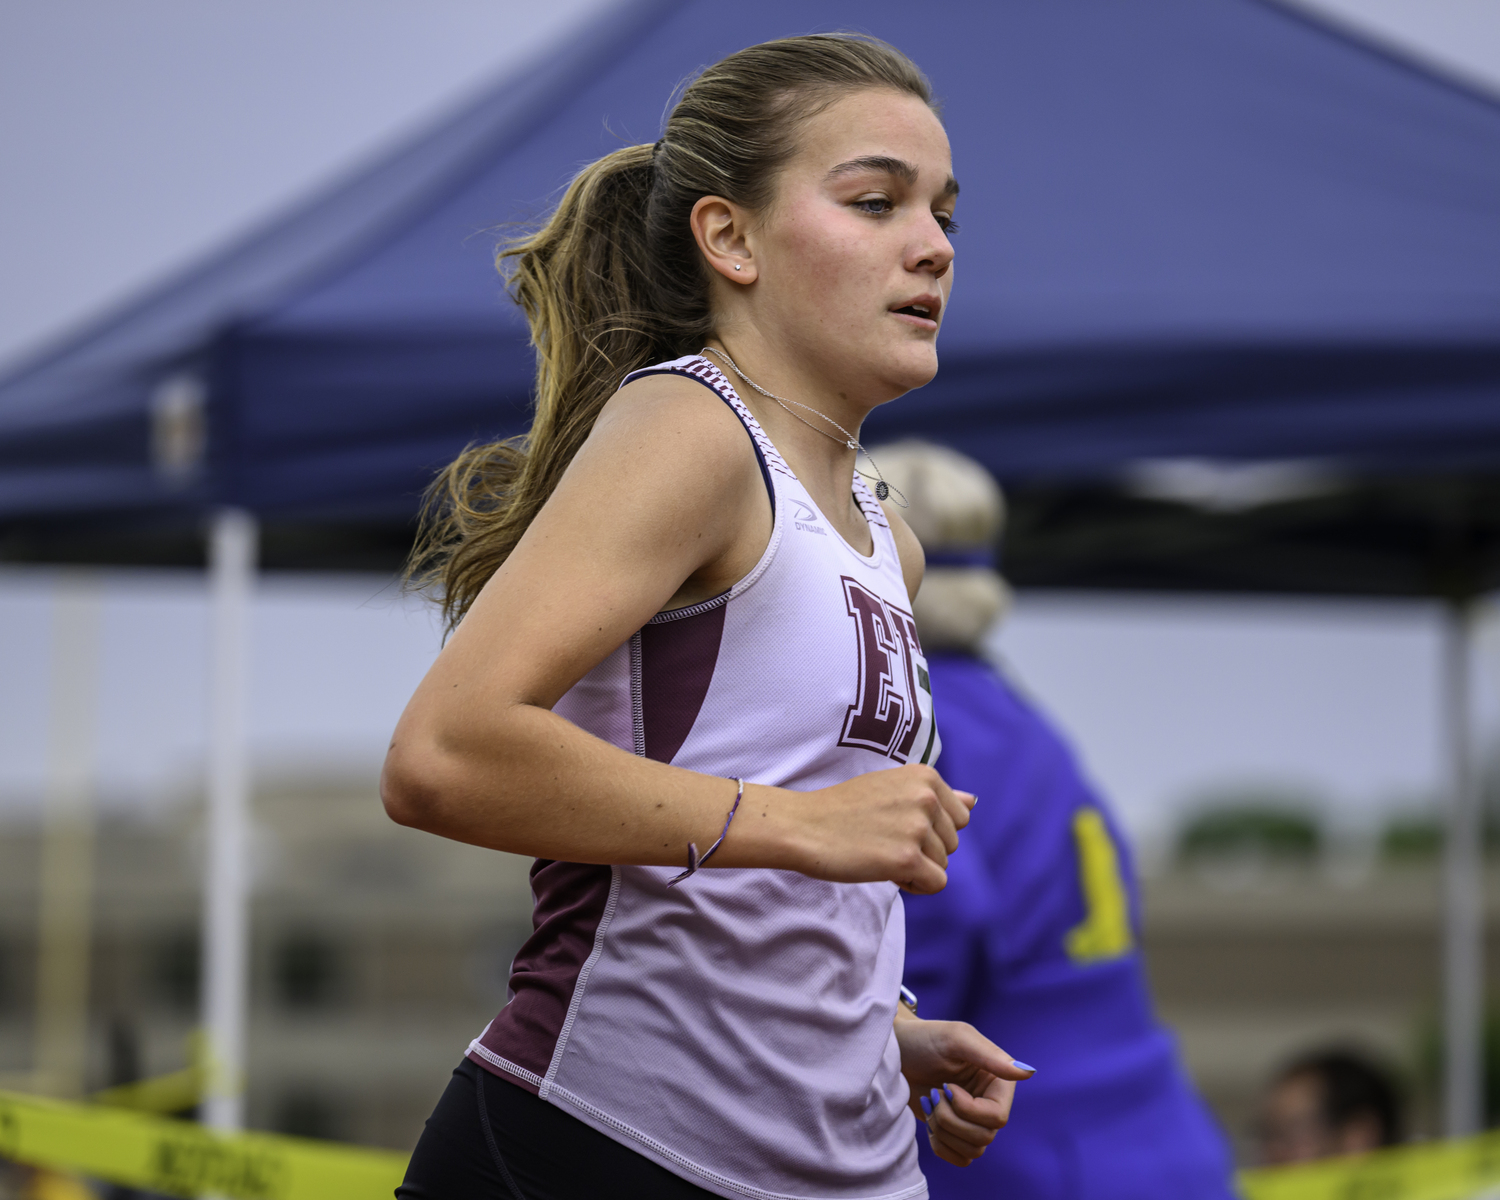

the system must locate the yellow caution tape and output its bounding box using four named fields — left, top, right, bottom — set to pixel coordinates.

left=9, top=1080, right=1500, bottom=1200
left=0, top=1090, right=407, bottom=1200
left=1239, top=1129, right=1500, bottom=1200
left=92, top=1064, right=203, bottom=1115
left=92, top=1031, right=208, bottom=1116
